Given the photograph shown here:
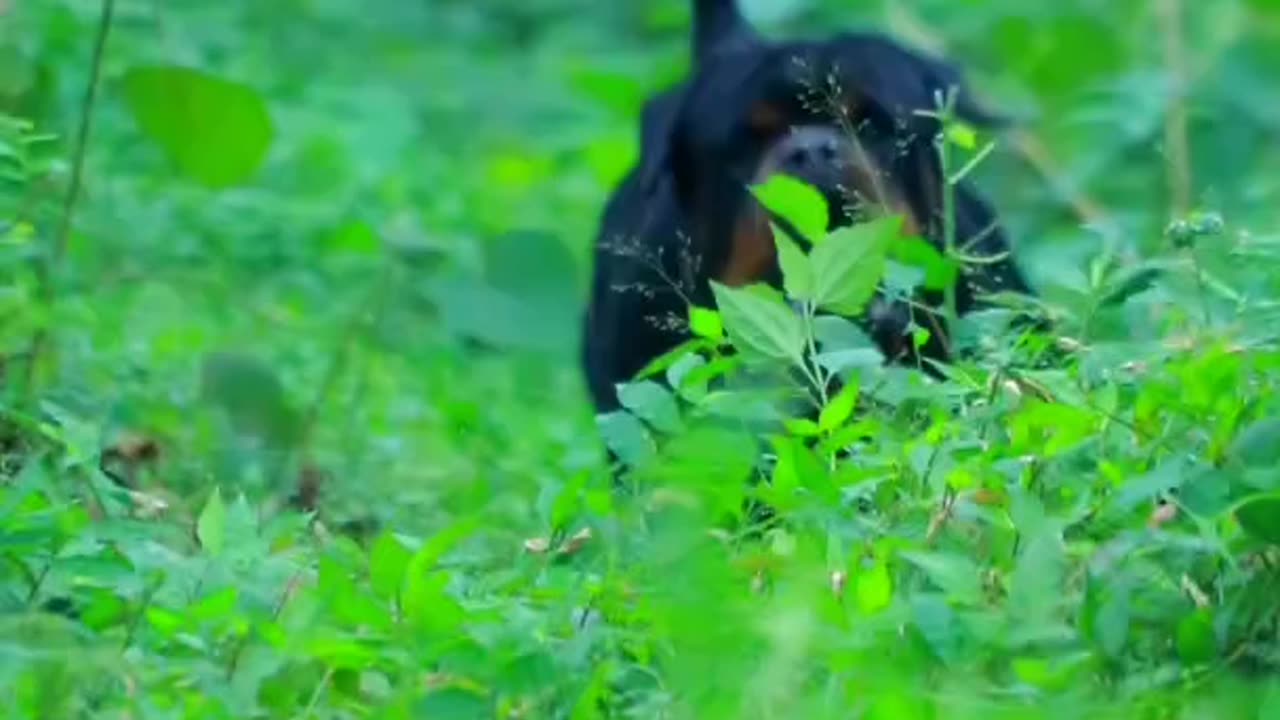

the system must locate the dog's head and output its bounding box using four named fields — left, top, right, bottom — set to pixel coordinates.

left=642, top=5, right=1004, bottom=291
